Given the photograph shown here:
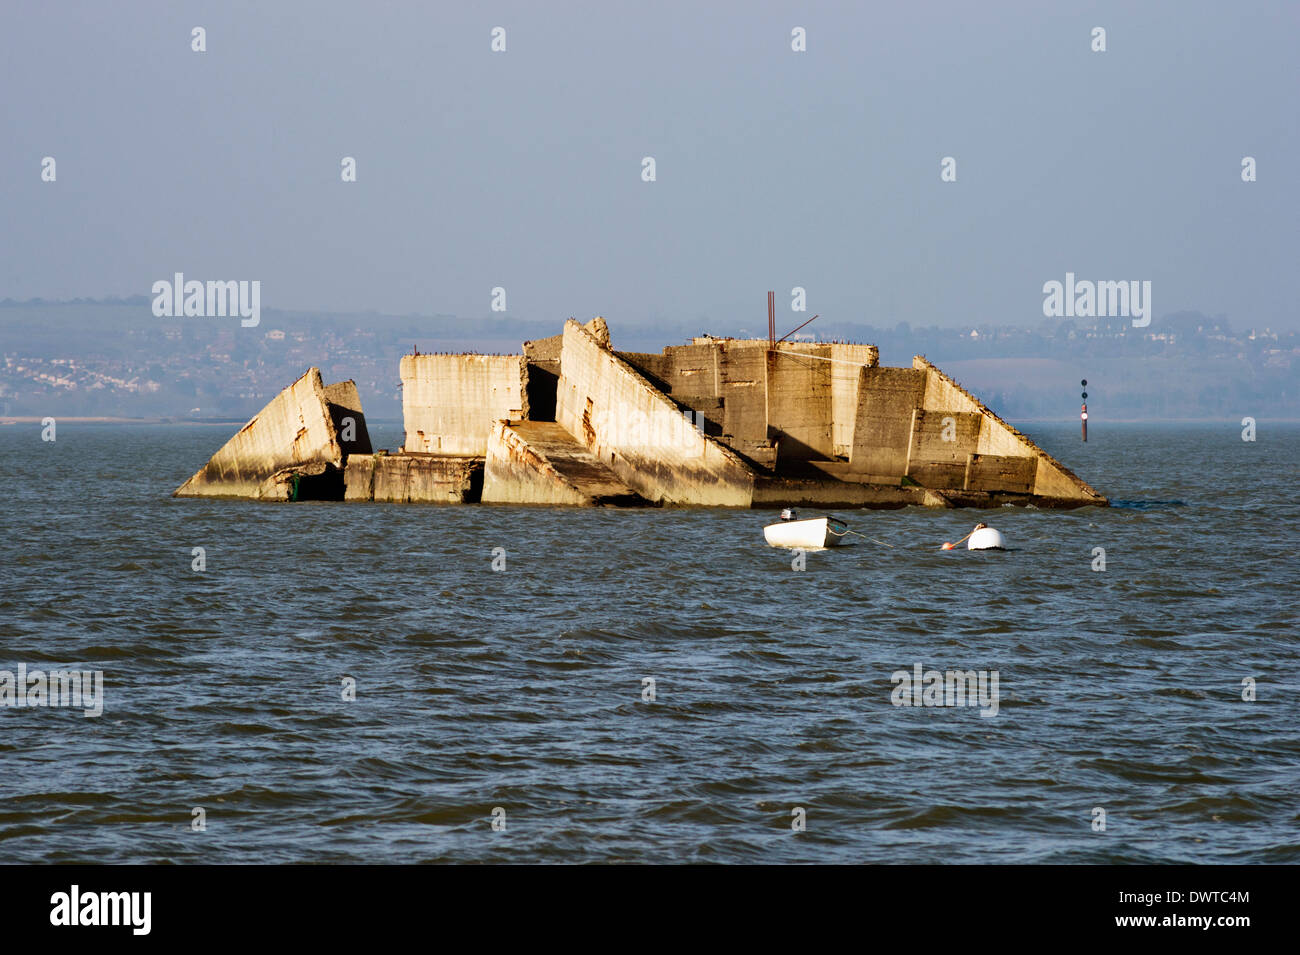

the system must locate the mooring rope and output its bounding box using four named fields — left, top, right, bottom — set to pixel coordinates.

left=827, top=525, right=895, bottom=548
